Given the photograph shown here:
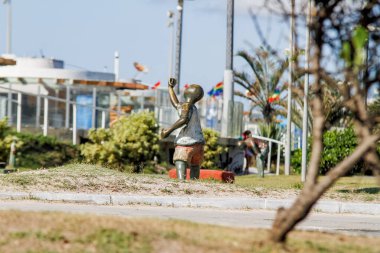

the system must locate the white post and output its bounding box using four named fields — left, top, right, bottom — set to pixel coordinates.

left=16, top=92, right=21, bottom=132
left=36, top=85, right=41, bottom=128
left=301, top=0, right=312, bottom=183
left=221, top=0, right=235, bottom=137
left=65, top=86, right=71, bottom=129
left=222, top=70, right=233, bottom=137
left=168, top=11, right=175, bottom=78
left=101, top=110, right=106, bottom=128
left=43, top=97, right=48, bottom=136
left=114, top=51, right=120, bottom=81
left=7, top=82, right=12, bottom=125
left=285, top=0, right=295, bottom=176
left=276, top=144, right=281, bottom=175
left=5, top=0, right=12, bottom=54
left=73, top=103, right=77, bottom=145
left=92, top=87, right=97, bottom=128
left=174, top=0, right=184, bottom=94
left=267, top=141, right=272, bottom=172
left=140, top=93, right=145, bottom=111
left=117, top=94, right=121, bottom=117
